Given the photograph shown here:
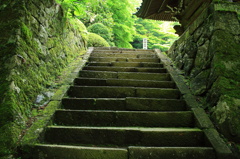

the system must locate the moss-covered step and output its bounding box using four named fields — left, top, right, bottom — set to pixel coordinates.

left=86, top=62, right=164, bottom=68
left=32, top=144, right=128, bottom=159
left=125, top=98, right=186, bottom=111
left=90, top=53, right=158, bottom=58
left=67, top=86, right=181, bottom=99
left=53, top=110, right=194, bottom=127
left=92, top=50, right=155, bottom=54
left=79, top=71, right=171, bottom=81
left=128, top=147, right=216, bottom=159
left=32, top=145, right=216, bottom=159
left=61, top=98, right=186, bottom=111
left=44, top=126, right=206, bottom=147
left=88, top=57, right=161, bottom=63
left=62, top=98, right=127, bottom=110
left=82, top=66, right=167, bottom=73
left=74, top=78, right=176, bottom=88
